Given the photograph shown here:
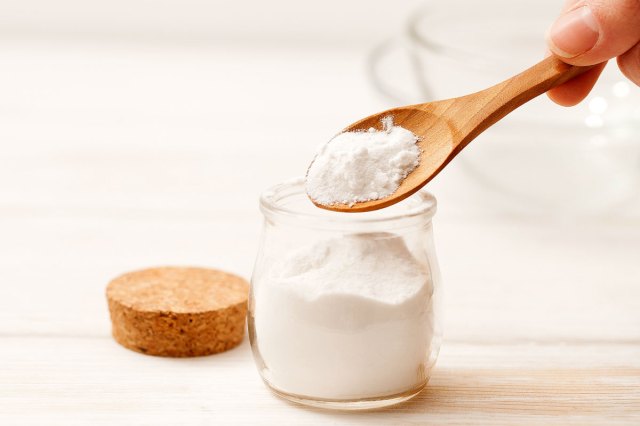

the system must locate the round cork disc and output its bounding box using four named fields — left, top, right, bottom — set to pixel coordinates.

left=106, top=267, right=249, bottom=357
